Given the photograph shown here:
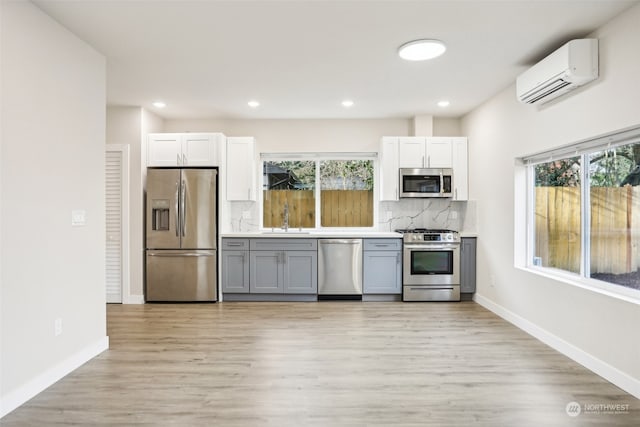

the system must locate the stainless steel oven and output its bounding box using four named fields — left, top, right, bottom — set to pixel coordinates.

left=398, top=229, right=460, bottom=301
